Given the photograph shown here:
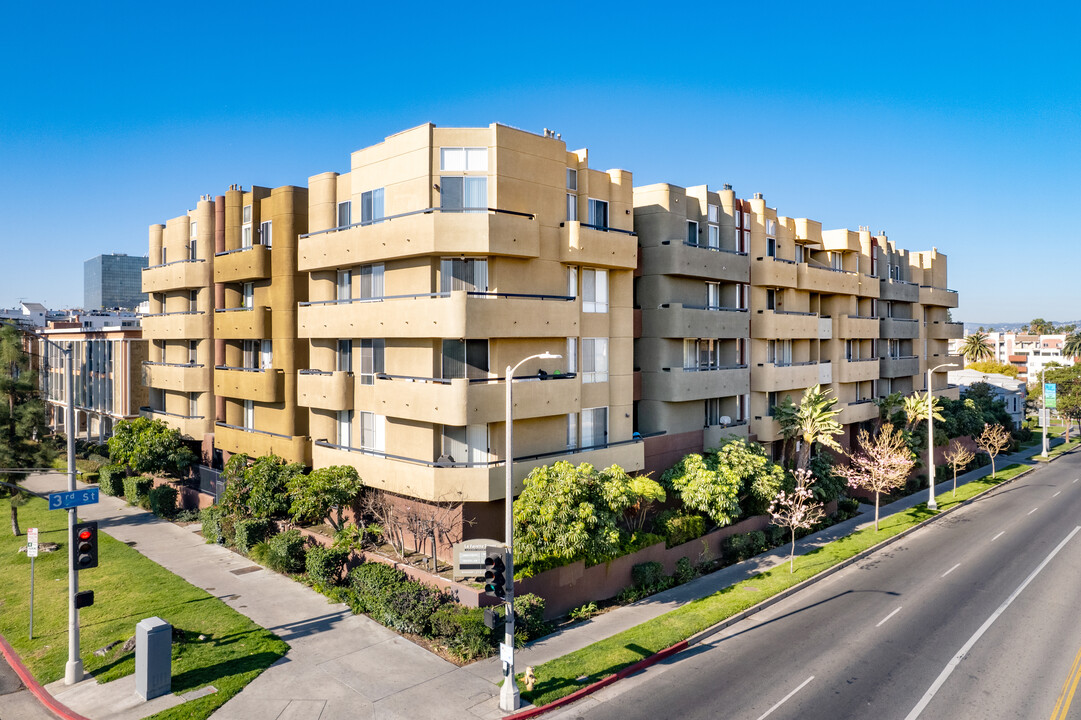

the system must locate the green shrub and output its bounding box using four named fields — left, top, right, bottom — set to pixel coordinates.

left=674, top=556, right=698, bottom=584
left=514, top=593, right=550, bottom=640
left=305, top=545, right=350, bottom=587
left=725, top=530, right=768, bottom=562
left=349, top=562, right=407, bottom=618
left=383, top=581, right=452, bottom=635
left=765, top=524, right=787, bottom=549
left=233, top=518, right=273, bottom=554
left=148, top=484, right=178, bottom=518
left=123, top=476, right=153, bottom=507
left=431, top=605, right=493, bottom=661
left=200, top=506, right=222, bottom=543
left=632, top=561, right=665, bottom=590
left=838, top=496, right=861, bottom=516
left=267, top=529, right=308, bottom=573
left=663, top=513, right=707, bottom=548
left=98, top=464, right=126, bottom=496
left=569, top=602, right=599, bottom=622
